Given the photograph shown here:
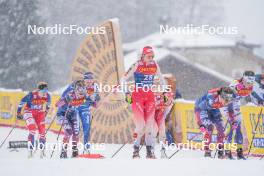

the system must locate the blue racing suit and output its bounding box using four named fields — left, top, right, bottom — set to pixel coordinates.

left=78, top=83, right=100, bottom=149
left=194, top=88, right=229, bottom=150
